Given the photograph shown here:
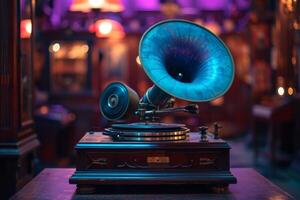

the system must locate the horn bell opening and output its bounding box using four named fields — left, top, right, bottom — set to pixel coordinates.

left=139, top=19, right=235, bottom=102
left=164, top=41, right=202, bottom=83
